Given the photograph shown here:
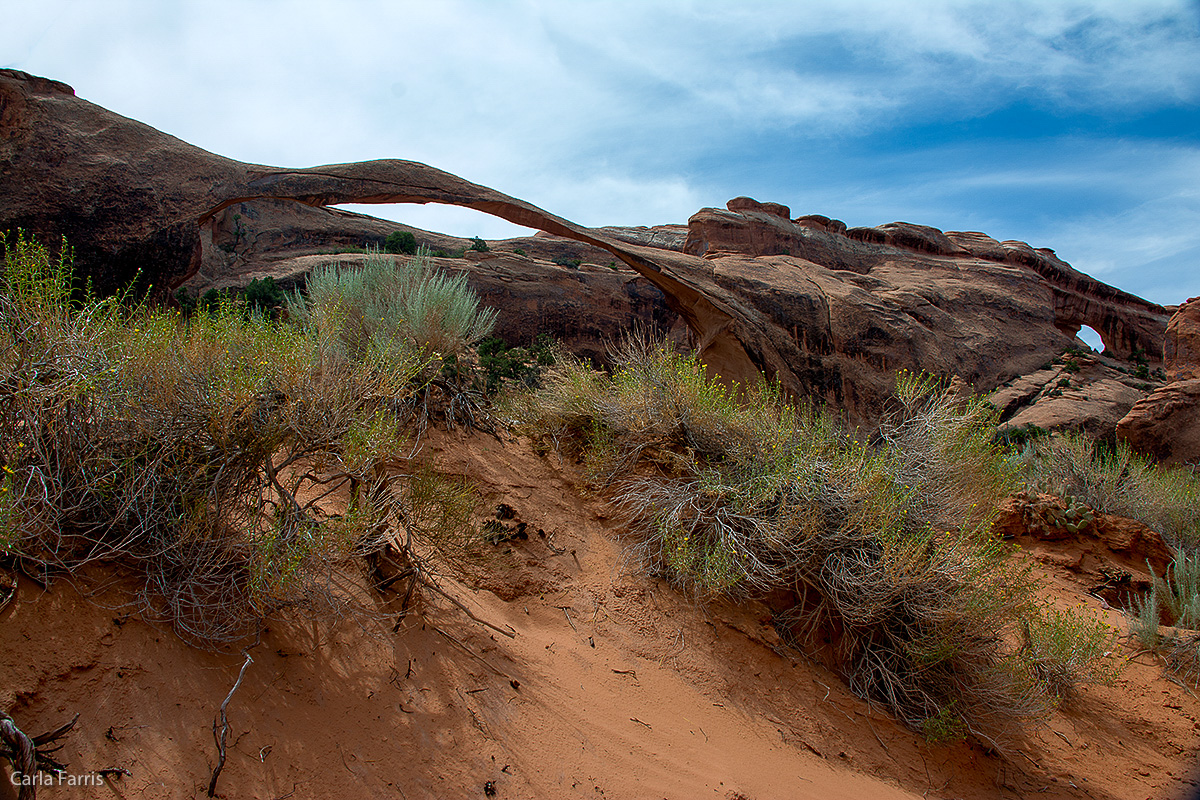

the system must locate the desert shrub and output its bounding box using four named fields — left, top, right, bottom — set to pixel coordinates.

left=0, top=233, right=483, bottom=645
left=1149, top=549, right=1200, bottom=631
left=995, top=423, right=1048, bottom=449
left=1129, top=549, right=1200, bottom=683
left=469, top=236, right=489, bottom=253
left=1020, top=606, right=1117, bottom=700
left=552, top=256, right=583, bottom=269
left=1018, top=432, right=1200, bottom=549
left=477, top=334, right=555, bottom=395
left=288, top=247, right=498, bottom=431
left=1130, top=587, right=1163, bottom=648
left=174, top=287, right=197, bottom=315
left=385, top=230, right=418, bottom=255
left=289, top=247, right=497, bottom=361
left=243, top=276, right=284, bottom=311
left=515, top=340, right=1109, bottom=749
left=1163, top=632, right=1200, bottom=683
